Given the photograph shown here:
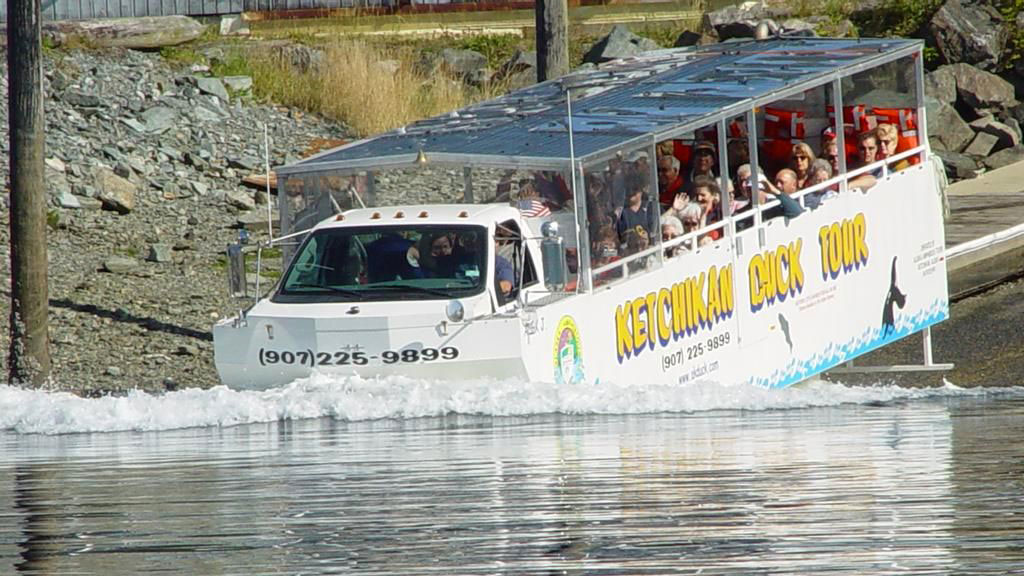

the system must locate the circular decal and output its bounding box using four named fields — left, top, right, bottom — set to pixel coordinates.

left=553, top=316, right=585, bottom=385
